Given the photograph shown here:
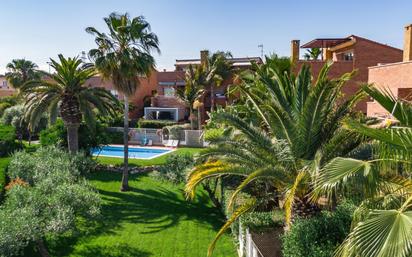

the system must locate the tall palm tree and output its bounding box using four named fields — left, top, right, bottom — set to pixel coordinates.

left=207, top=51, right=233, bottom=112
left=5, top=59, right=41, bottom=90
left=86, top=12, right=160, bottom=191
left=314, top=85, right=412, bottom=257
left=176, top=65, right=208, bottom=129
left=20, top=54, right=119, bottom=153
left=185, top=61, right=365, bottom=256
